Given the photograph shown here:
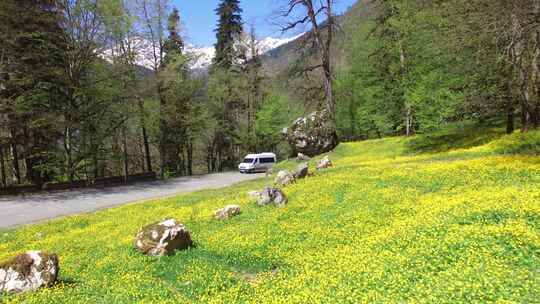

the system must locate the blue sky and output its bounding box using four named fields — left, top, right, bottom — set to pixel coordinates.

left=172, top=0, right=358, bottom=47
